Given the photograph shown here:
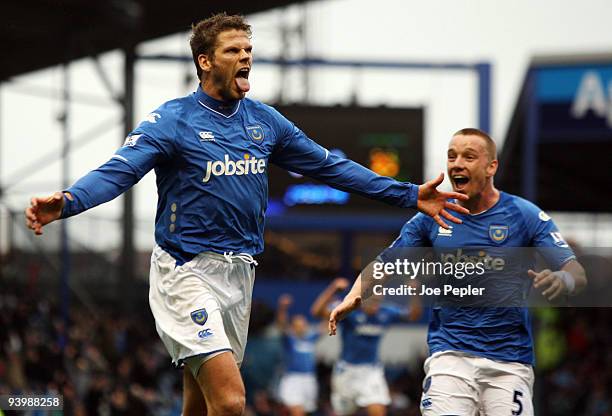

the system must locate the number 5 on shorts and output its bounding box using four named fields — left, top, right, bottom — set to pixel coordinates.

left=512, top=390, right=523, bottom=415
